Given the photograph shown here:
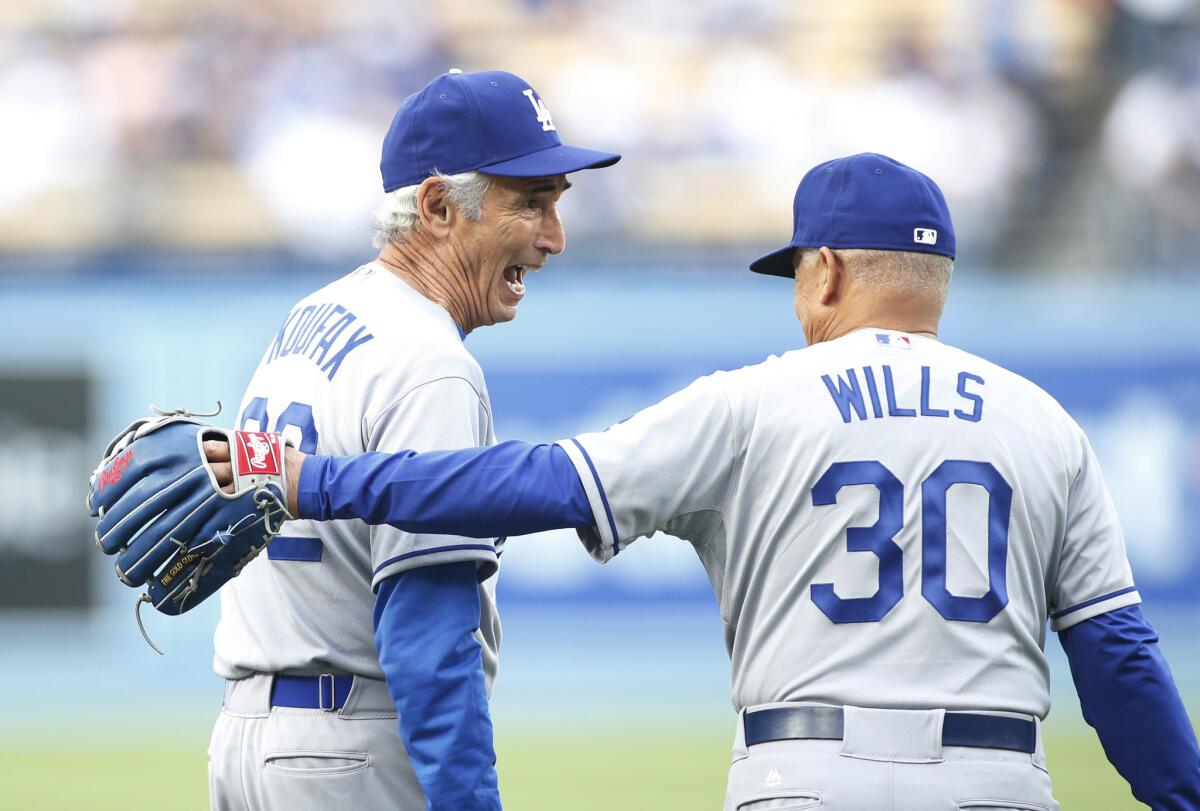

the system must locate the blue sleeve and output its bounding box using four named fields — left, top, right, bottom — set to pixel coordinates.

left=298, top=440, right=594, bottom=536
left=1059, top=604, right=1200, bottom=809
left=374, top=561, right=501, bottom=811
